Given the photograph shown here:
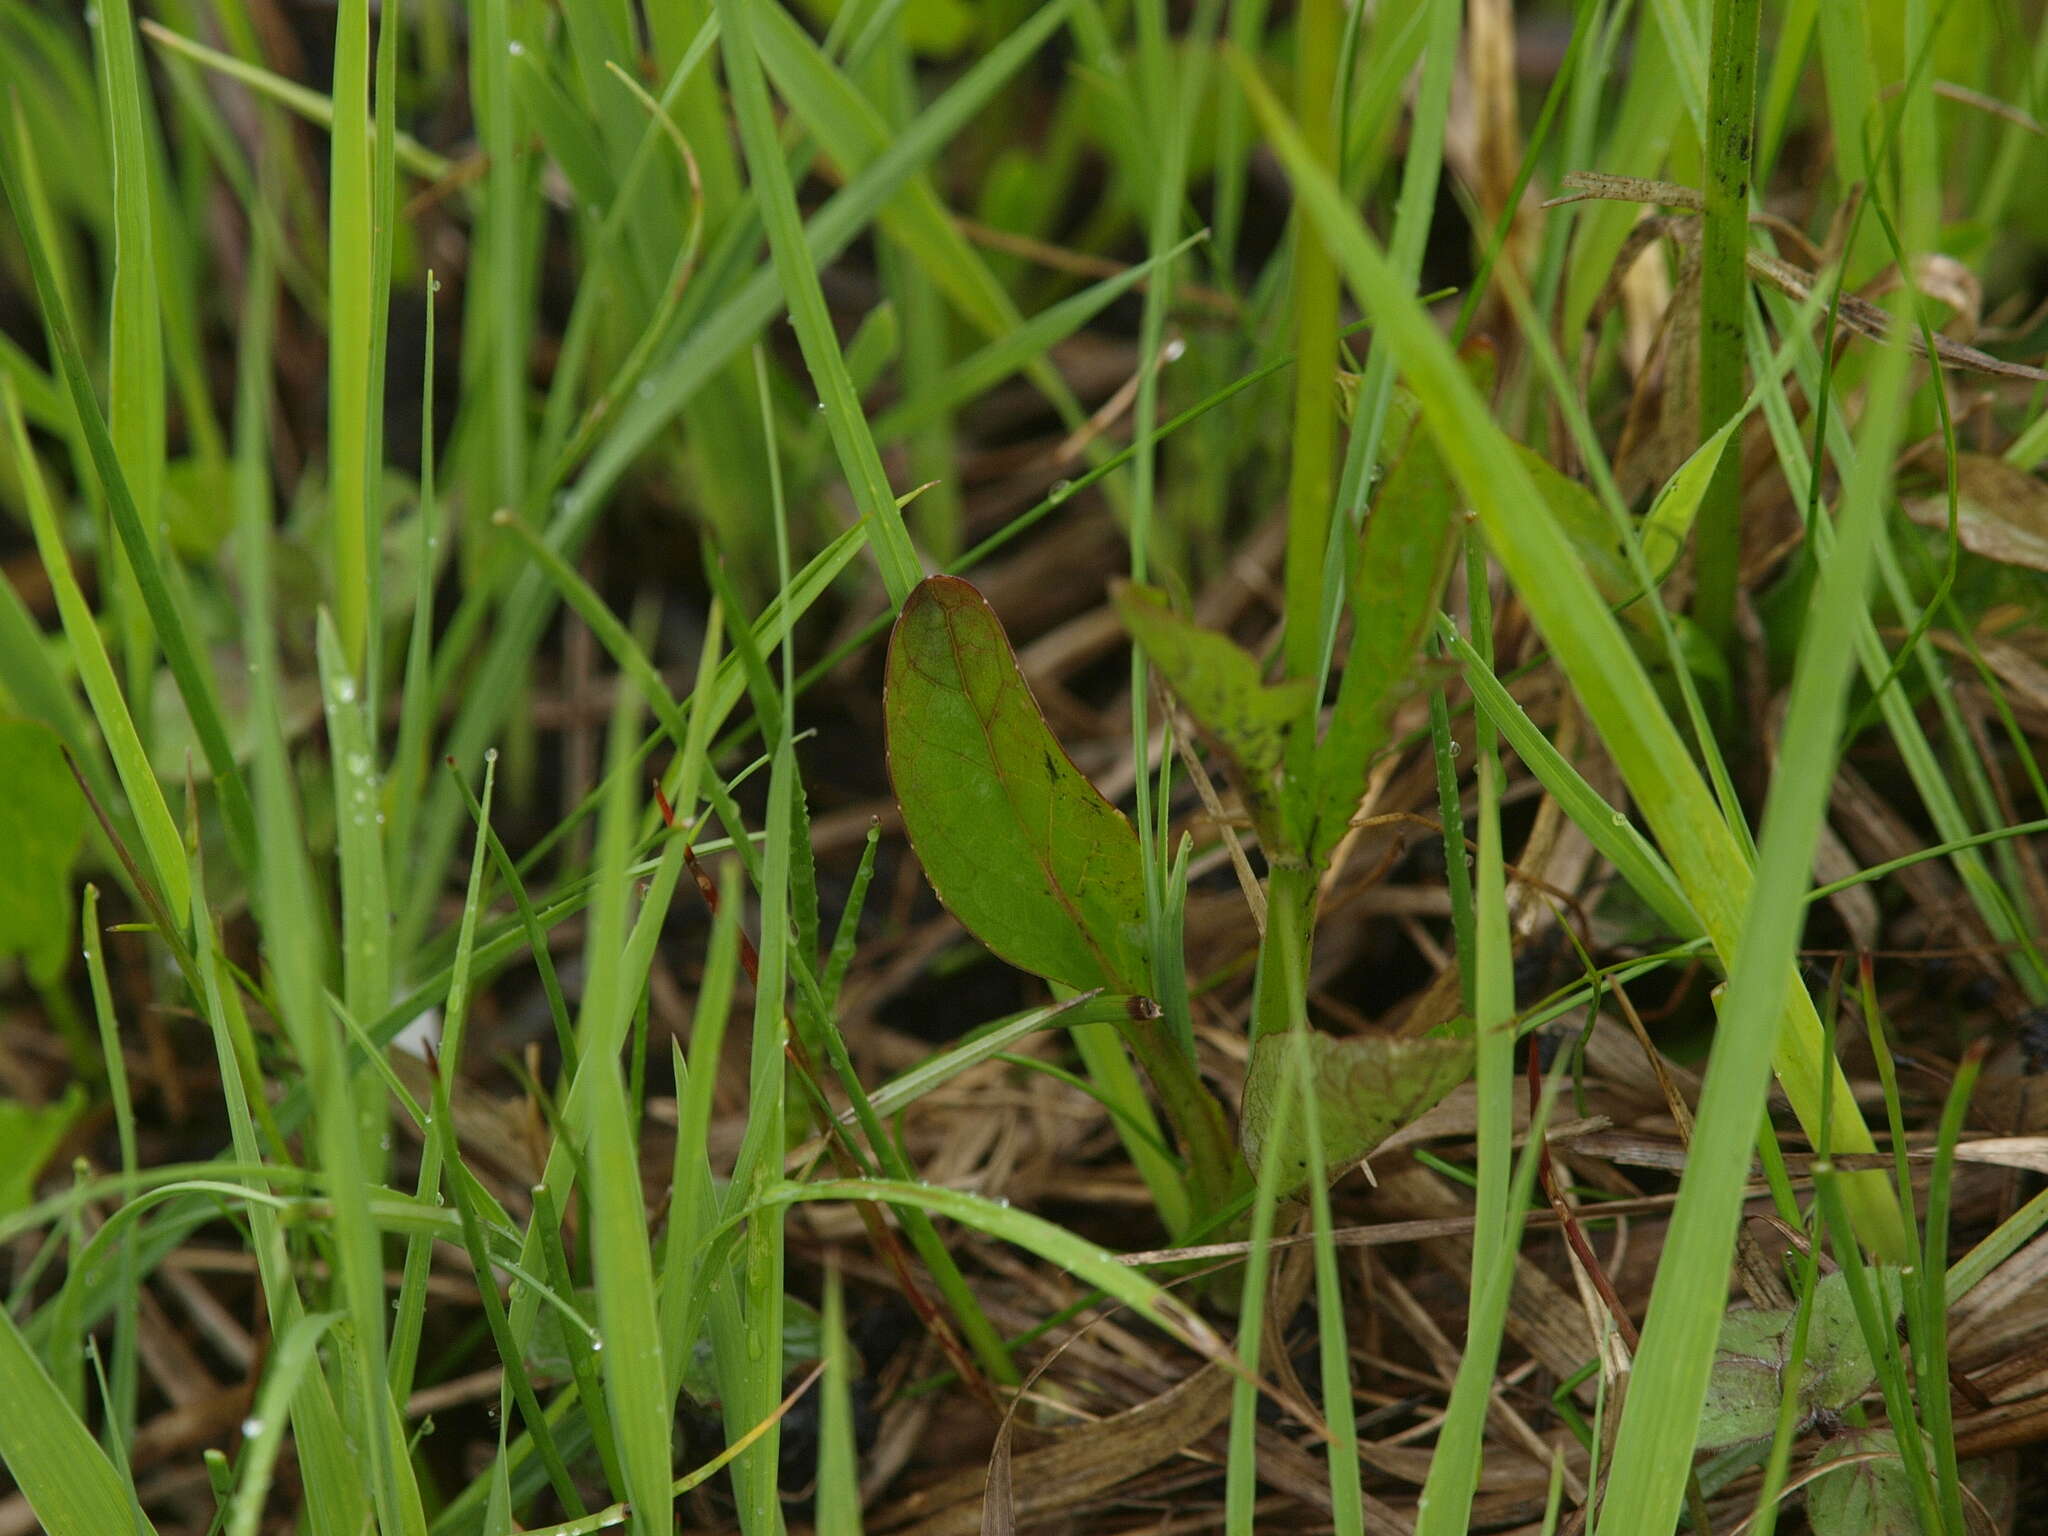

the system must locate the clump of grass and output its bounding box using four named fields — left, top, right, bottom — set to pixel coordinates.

left=2, top=4, right=2047, bottom=1535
